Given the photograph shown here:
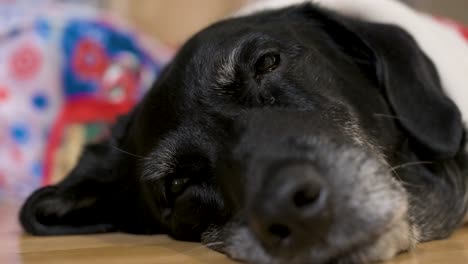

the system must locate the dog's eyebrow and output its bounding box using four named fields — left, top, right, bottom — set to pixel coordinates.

left=215, top=47, right=242, bottom=86
left=140, top=144, right=177, bottom=181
